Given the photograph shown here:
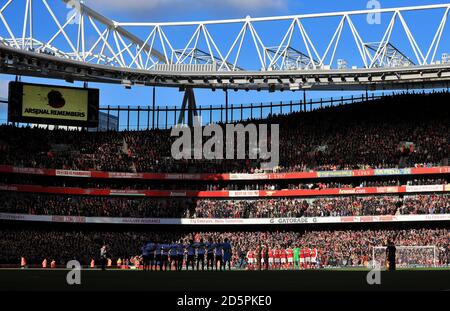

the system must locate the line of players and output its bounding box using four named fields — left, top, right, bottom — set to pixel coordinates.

left=247, top=245, right=319, bottom=270
left=141, top=238, right=232, bottom=271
